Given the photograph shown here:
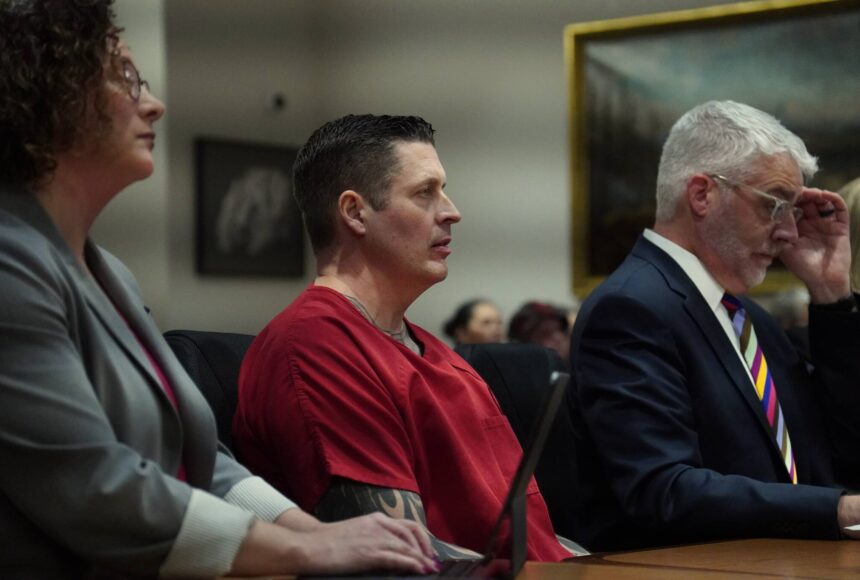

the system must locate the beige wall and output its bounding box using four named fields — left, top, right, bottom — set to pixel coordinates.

left=163, top=0, right=320, bottom=333
left=93, top=0, right=169, bottom=326
left=101, top=0, right=723, bottom=337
